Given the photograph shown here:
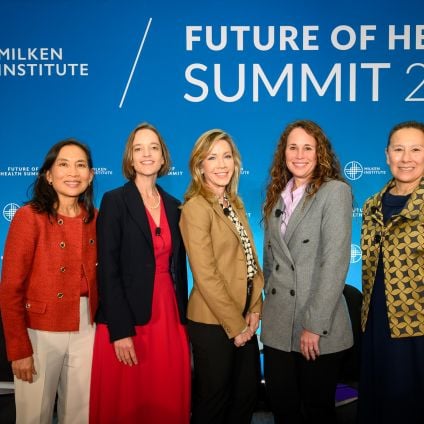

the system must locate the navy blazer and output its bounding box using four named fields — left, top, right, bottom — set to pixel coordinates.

left=95, top=181, right=188, bottom=342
